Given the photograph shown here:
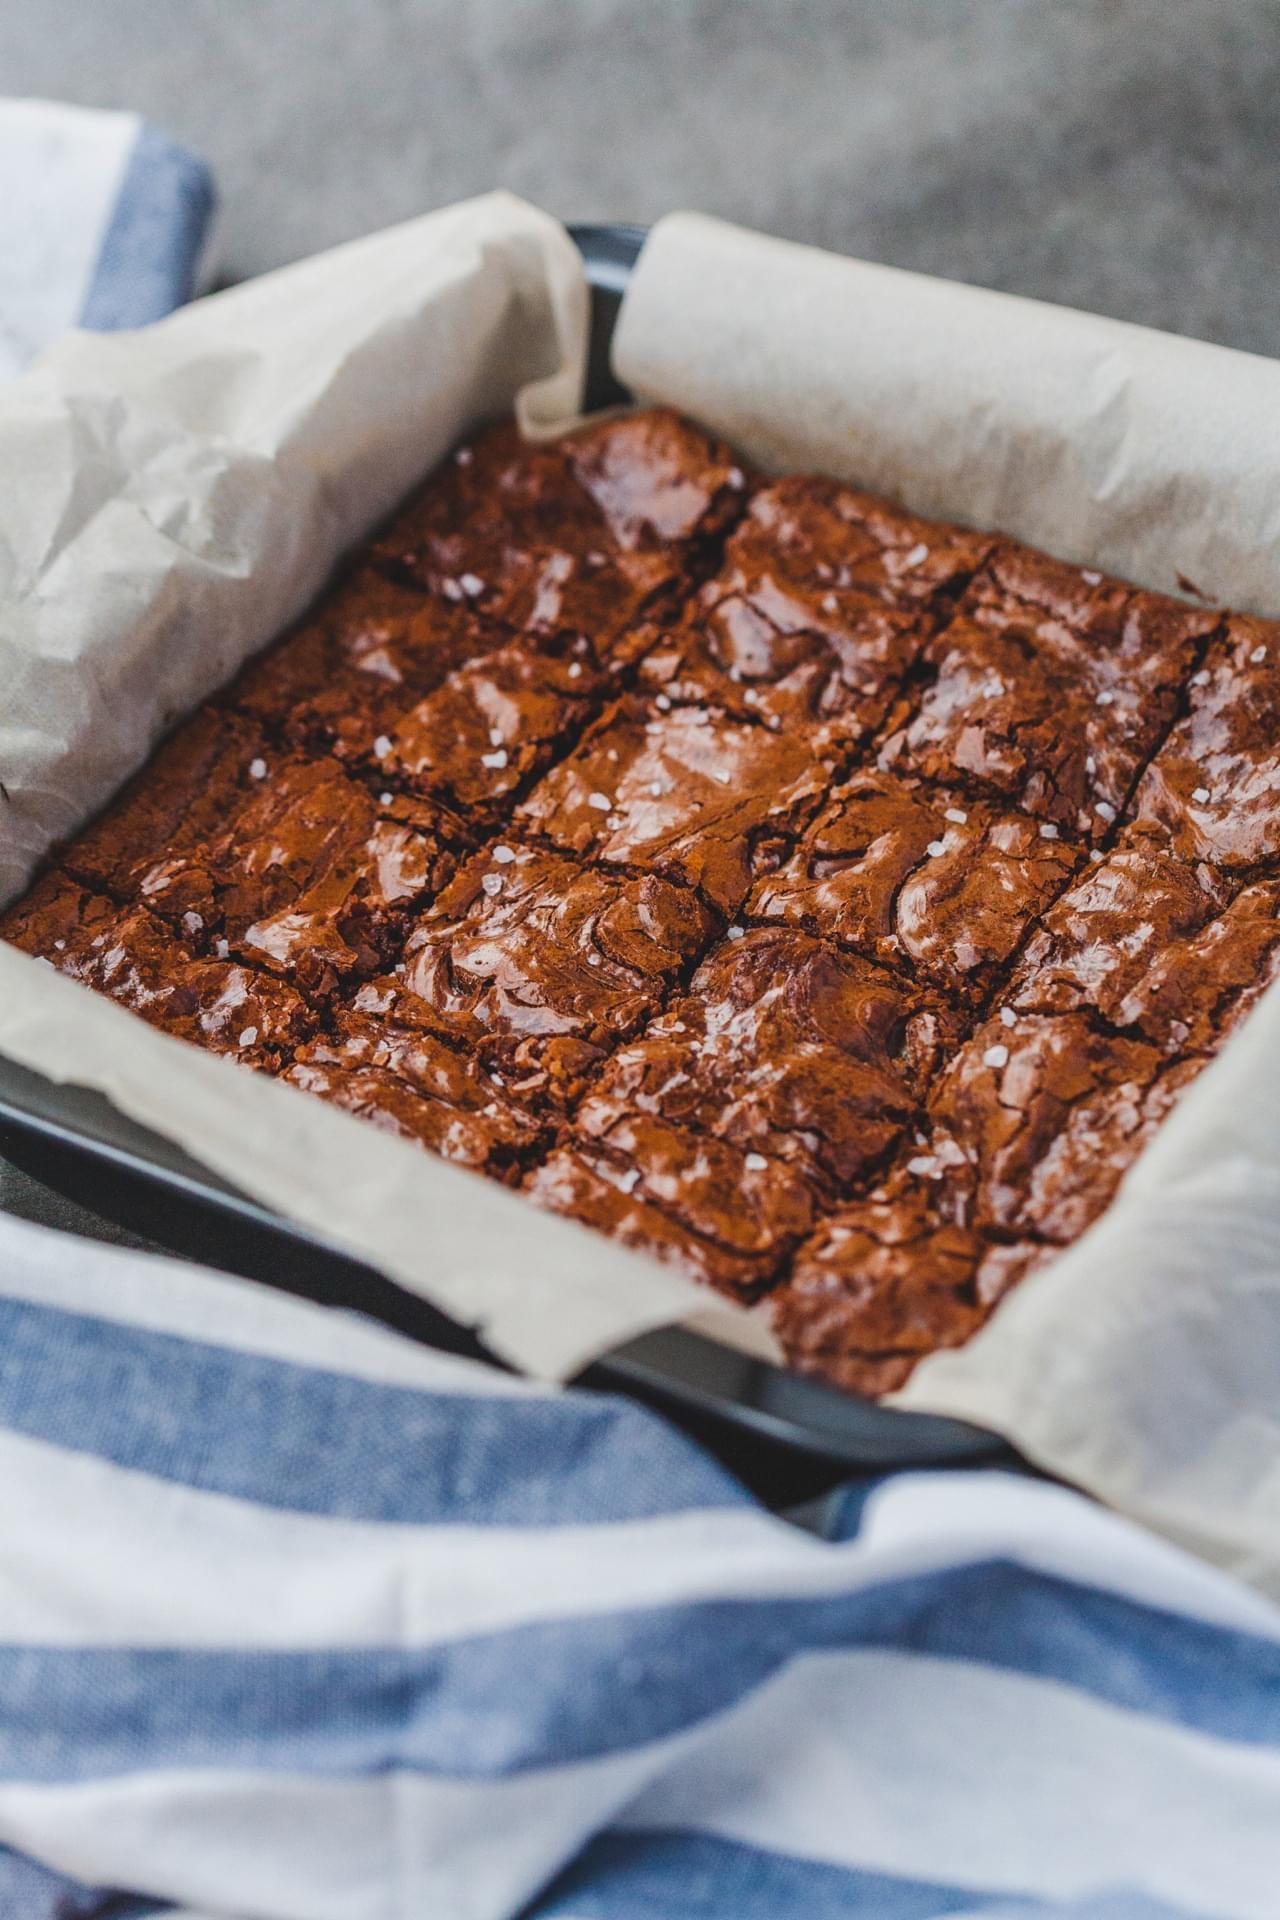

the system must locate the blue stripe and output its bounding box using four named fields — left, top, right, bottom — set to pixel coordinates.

left=0, top=1295, right=746, bottom=1525
left=0, top=1844, right=161, bottom=1920
left=3, top=1562, right=1279, bottom=1784
left=78, top=123, right=214, bottom=331
left=525, top=1829, right=1212, bottom=1919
